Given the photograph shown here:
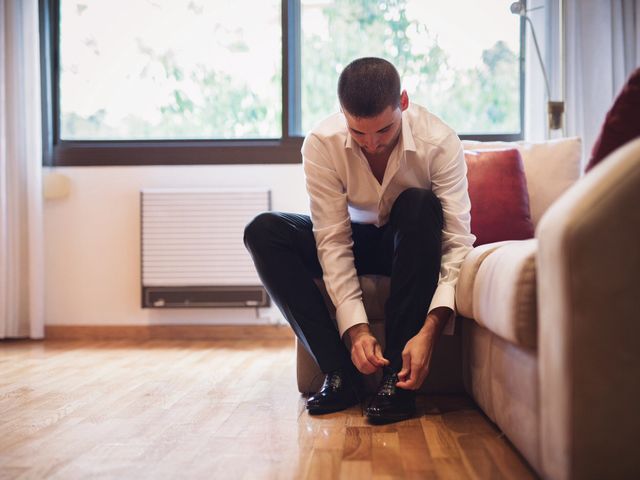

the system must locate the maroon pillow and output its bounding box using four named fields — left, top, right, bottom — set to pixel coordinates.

left=587, top=67, right=640, bottom=172
left=465, top=149, right=534, bottom=246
